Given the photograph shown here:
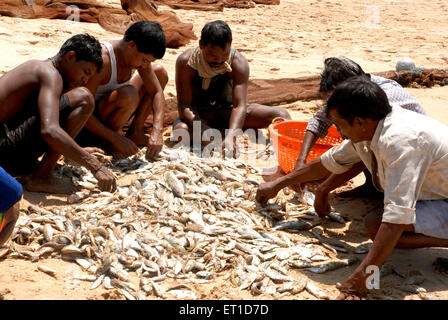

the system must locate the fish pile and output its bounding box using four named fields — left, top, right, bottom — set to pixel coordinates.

left=1, top=148, right=360, bottom=300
